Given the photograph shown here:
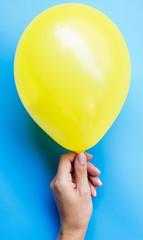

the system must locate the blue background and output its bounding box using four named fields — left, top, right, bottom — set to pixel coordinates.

left=0, top=0, right=143, bottom=239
